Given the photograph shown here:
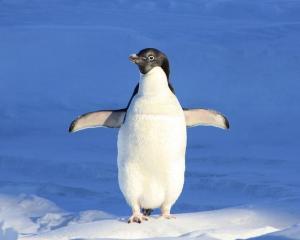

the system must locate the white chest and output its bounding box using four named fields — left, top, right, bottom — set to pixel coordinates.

left=117, top=67, right=187, bottom=209
left=119, top=66, right=186, bottom=159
